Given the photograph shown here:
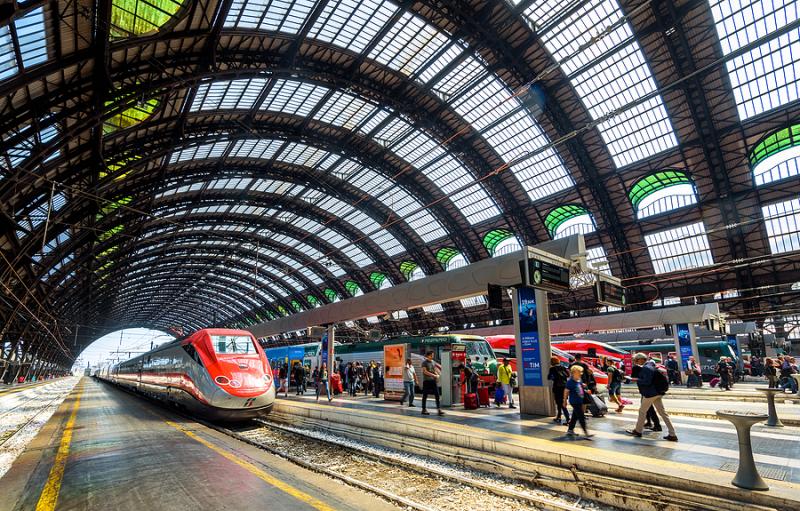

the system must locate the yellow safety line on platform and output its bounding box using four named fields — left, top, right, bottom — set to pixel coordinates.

left=165, top=421, right=336, bottom=511
left=35, top=381, right=84, bottom=511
